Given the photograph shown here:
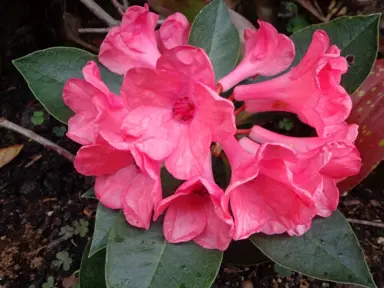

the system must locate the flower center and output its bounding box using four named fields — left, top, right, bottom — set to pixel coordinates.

left=194, top=188, right=208, bottom=197
left=172, top=97, right=195, bottom=121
